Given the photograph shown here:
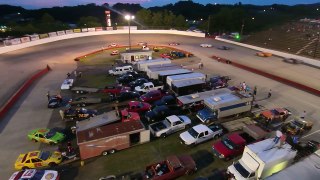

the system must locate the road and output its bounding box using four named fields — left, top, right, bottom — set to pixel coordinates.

left=0, top=34, right=319, bottom=179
